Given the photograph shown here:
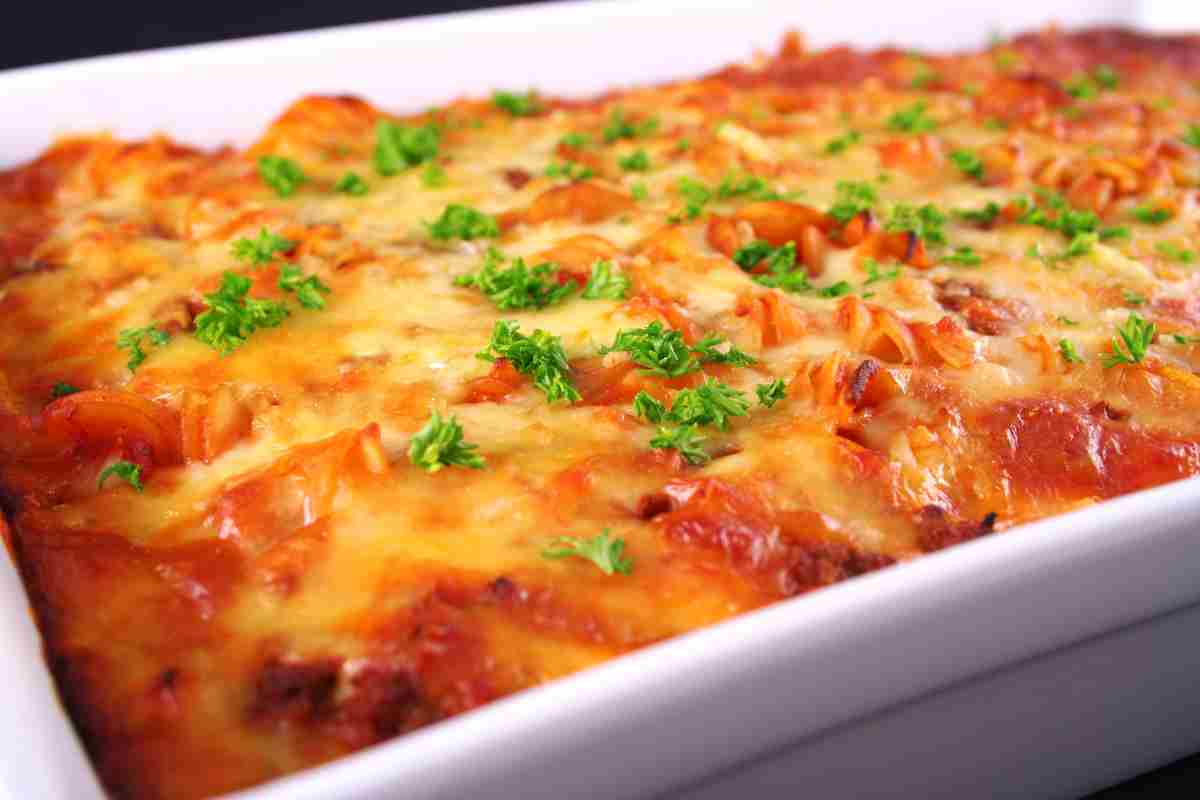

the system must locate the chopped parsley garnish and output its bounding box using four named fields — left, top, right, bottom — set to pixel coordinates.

left=373, top=120, right=440, bottom=176
left=454, top=249, right=575, bottom=310
left=1016, top=190, right=1125, bottom=241
left=544, top=160, right=595, bottom=181
left=631, top=182, right=649, bottom=202
left=427, top=204, right=499, bottom=241
left=886, top=101, right=937, bottom=134
left=633, top=391, right=667, bottom=424
left=751, top=242, right=812, bottom=293
left=863, top=258, right=901, bottom=285
left=1029, top=231, right=1098, bottom=267
left=817, top=281, right=853, bottom=298
left=1156, top=242, right=1196, bottom=263
left=600, top=322, right=696, bottom=377
left=910, top=61, right=940, bottom=89
left=668, top=378, right=750, bottom=431
left=618, top=149, right=651, bottom=172
left=581, top=260, right=631, bottom=300
left=1064, top=65, right=1119, bottom=100
left=258, top=156, right=307, bottom=198
left=756, top=378, right=787, bottom=408
left=949, top=149, right=985, bottom=181
left=1183, top=125, right=1200, bottom=149
left=1058, top=338, right=1084, bottom=364
left=542, top=530, right=633, bottom=575
left=1132, top=204, right=1172, bottom=225
left=649, top=424, right=710, bottom=465
left=1058, top=315, right=1080, bottom=326
left=603, top=107, right=658, bottom=143
left=716, top=171, right=782, bottom=201
left=421, top=163, right=448, bottom=189
left=1102, top=313, right=1156, bottom=368
left=944, top=246, right=982, bottom=266
left=956, top=202, right=1001, bottom=225
left=477, top=320, right=580, bottom=403
left=676, top=176, right=714, bottom=220
left=733, top=240, right=775, bottom=270
left=688, top=336, right=757, bottom=368
left=116, top=325, right=169, bottom=372
left=823, top=130, right=861, bottom=156
left=1100, top=226, right=1130, bottom=241
left=1123, top=290, right=1146, bottom=307
left=50, top=382, right=80, bottom=398
left=98, top=460, right=144, bottom=492
left=828, top=181, right=878, bottom=223
left=194, top=272, right=289, bottom=355
left=334, top=172, right=369, bottom=196
left=885, top=203, right=947, bottom=246
left=407, top=409, right=485, bottom=472
left=559, top=132, right=591, bottom=149
left=232, top=228, right=294, bottom=265
left=492, top=90, right=543, bottom=117
left=278, top=265, right=331, bottom=310
left=600, top=322, right=752, bottom=377
left=1172, top=334, right=1200, bottom=345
